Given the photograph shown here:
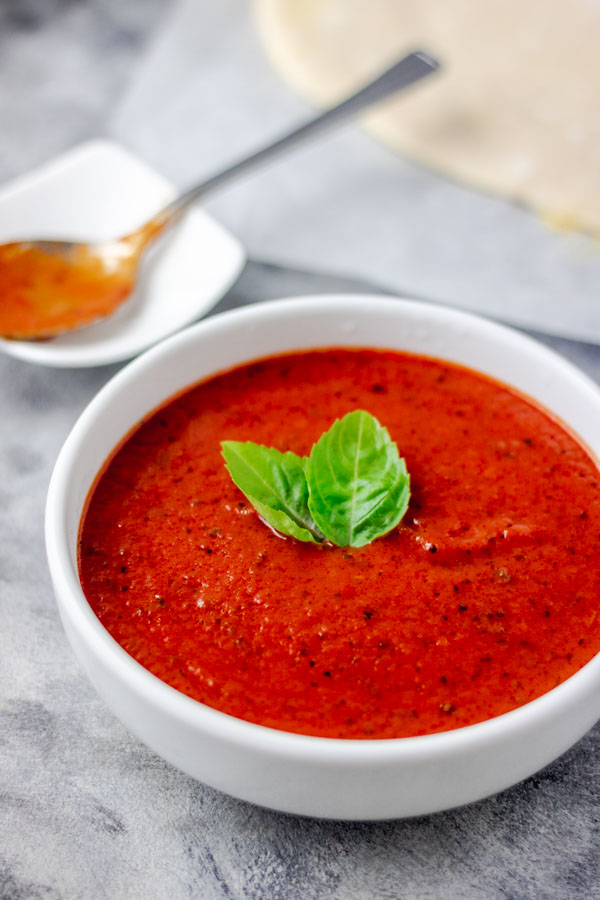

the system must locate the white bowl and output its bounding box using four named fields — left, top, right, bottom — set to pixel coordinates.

left=45, top=295, right=600, bottom=819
